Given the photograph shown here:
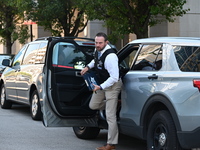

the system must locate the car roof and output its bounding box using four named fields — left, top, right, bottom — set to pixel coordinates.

left=35, top=36, right=94, bottom=41
left=129, top=37, right=200, bottom=46
left=35, top=36, right=95, bottom=46
left=34, top=36, right=117, bottom=50
left=0, top=54, right=14, bottom=56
